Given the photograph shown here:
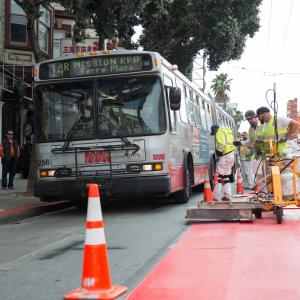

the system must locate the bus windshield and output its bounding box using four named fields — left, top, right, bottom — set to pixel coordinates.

left=97, top=76, right=166, bottom=138
left=35, top=76, right=166, bottom=142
